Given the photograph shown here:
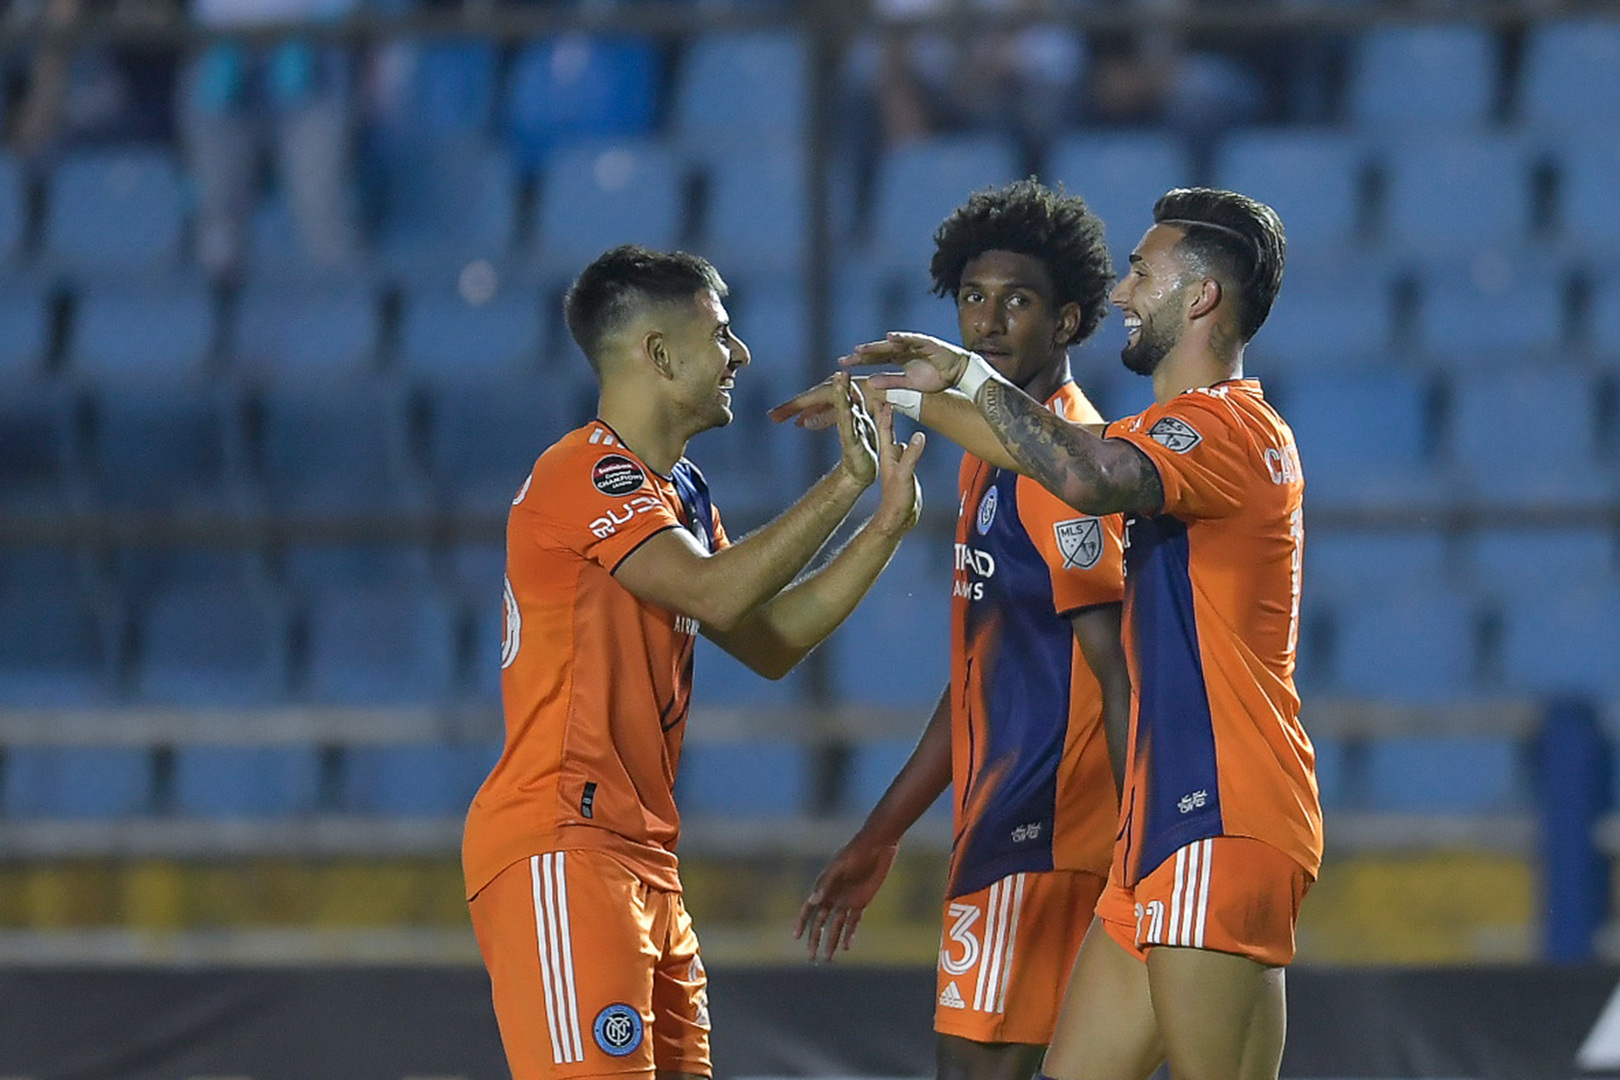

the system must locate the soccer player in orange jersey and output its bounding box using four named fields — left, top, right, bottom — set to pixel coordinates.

left=463, top=244, right=925, bottom=1080
left=842, top=189, right=1320, bottom=1080
left=782, top=181, right=1132, bottom=1080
